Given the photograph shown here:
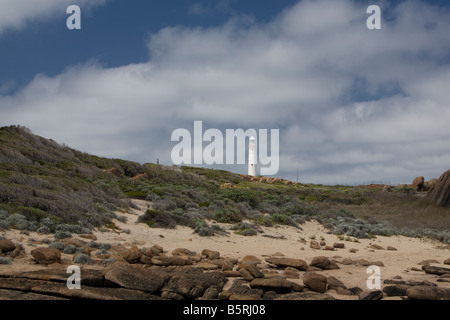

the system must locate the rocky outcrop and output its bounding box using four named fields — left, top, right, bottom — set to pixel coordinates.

left=412, top=176, right=425, bottom=191
left=426, top=169, right=450, bottom=207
